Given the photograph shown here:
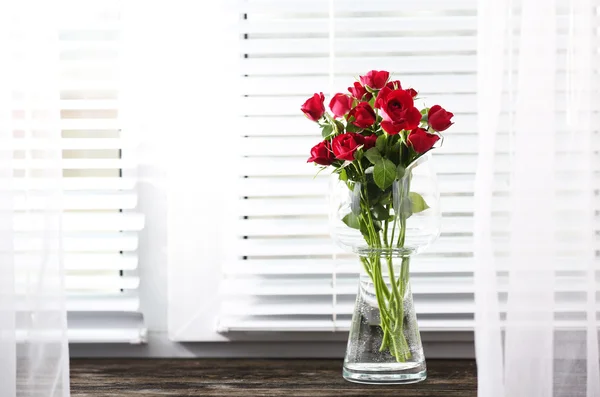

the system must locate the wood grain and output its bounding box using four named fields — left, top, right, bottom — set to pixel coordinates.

left=70, top=359, right=477, bottom=397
